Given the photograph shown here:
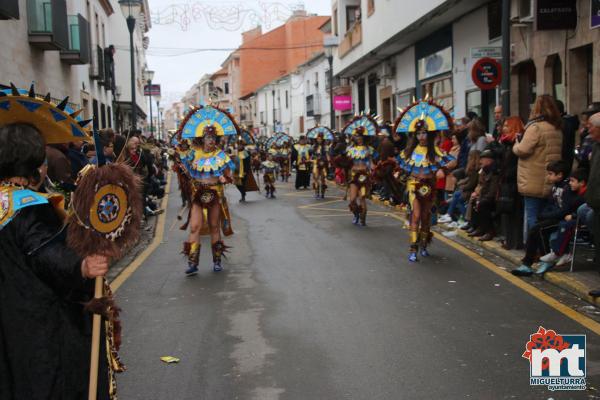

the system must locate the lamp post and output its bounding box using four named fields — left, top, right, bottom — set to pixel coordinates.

left=323, top=36, right=338, bottom=129
left=119, top=0, right=142, bottom=131
left=155, top=93, right=162, bottom=139
left=144, top=69, right=155, bottom=136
